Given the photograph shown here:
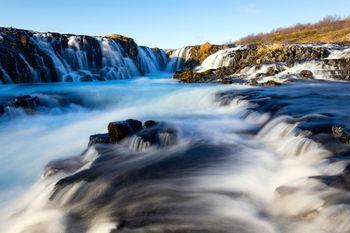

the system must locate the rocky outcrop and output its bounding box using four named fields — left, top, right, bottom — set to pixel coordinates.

left=299, top=70, right=314, bottom=78
left=173, top=44, right=331, bottom=84
left=0, top=28, right=102, bottom=83
left=89, top=119, right=177, bottom=151
left=181, top=42, right=232, bottom=69
left=107, top=34, right=139, bottom=61
left=0, top=94, right=41, bottom=115
left=11, top=95, right=40, bottom=109
left=322, top=58, right=350, bottom=80
left=108, top=119, right=143, bottom=143
left=215, top=86, right=350, bottom=192
left=173, top=68, right=236, bottom=84
left=166, top=43, right=233, bottom=72
left=0, top=27, right=167, bottom=83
